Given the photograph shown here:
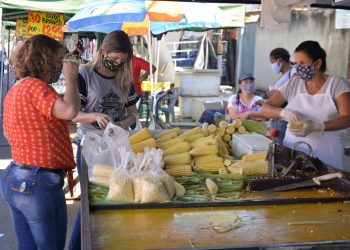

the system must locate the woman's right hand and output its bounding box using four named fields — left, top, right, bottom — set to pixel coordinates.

left=94, top=113, right=112, bottom=129
left=61, top=61, right=79, bottom=83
